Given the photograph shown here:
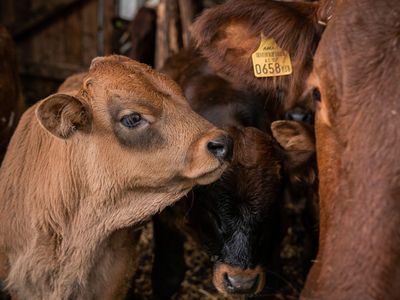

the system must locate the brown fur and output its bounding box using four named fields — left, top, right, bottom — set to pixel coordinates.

left=0, top=55, right=230, bottom=299
left=57, top=72, right=87, bottom=95
left=0, top=26, right=25, bottom=162
left=191, top=0, right=325, bottom=112
left=302, top=0, right=400, bottom=298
